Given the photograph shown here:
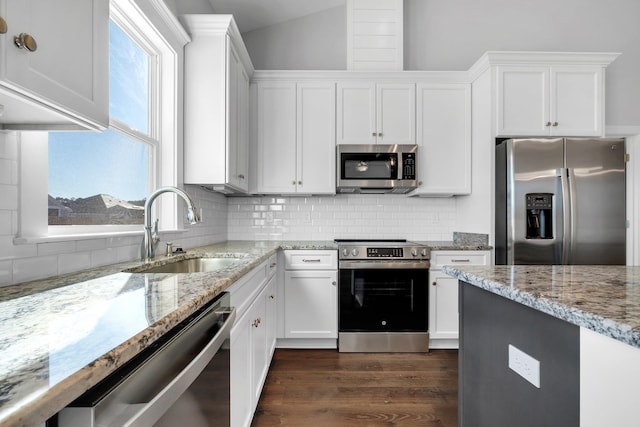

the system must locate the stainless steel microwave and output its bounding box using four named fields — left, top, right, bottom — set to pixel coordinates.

left=336, top=144, right=418, bottom=194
